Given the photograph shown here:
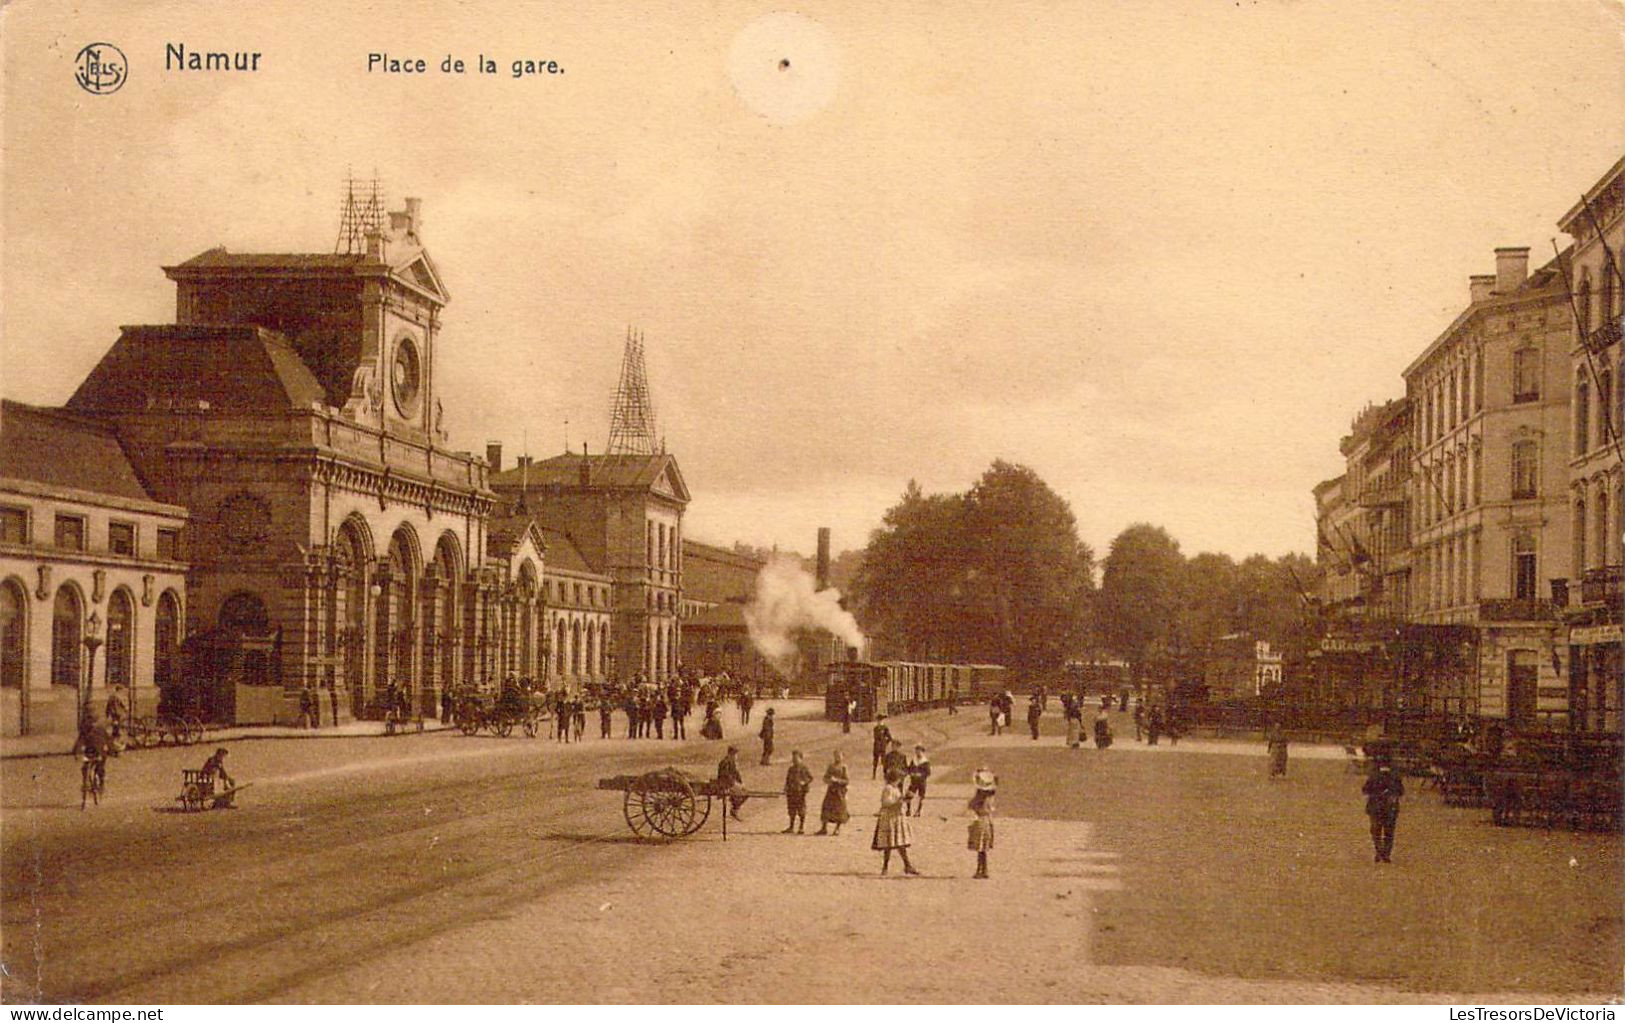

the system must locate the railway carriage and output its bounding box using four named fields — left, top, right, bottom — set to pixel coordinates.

left=826, top=659, right=1007, bottom=722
